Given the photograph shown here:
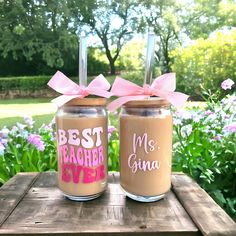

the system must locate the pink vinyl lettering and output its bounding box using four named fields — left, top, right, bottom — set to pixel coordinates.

left=57, top=126, right=106, bottom=184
